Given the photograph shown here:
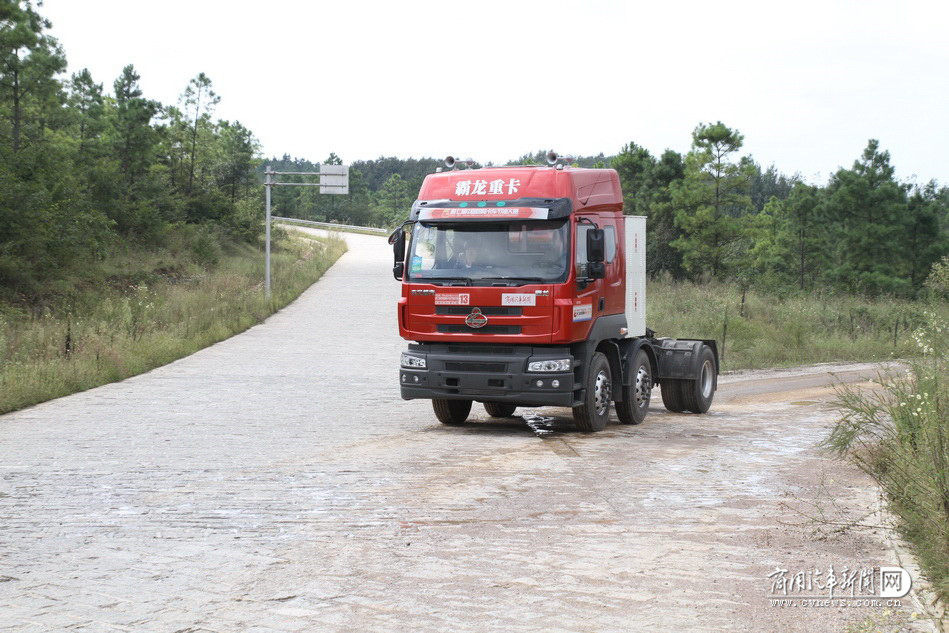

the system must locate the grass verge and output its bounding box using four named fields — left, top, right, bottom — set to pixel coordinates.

left=648, top=278, right=946, bottom=371
left=825, top=309, right=948, bottom=602
left=825, top=260, right=949, bottom=603
left=0, top=231, right=346, bottom=415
